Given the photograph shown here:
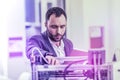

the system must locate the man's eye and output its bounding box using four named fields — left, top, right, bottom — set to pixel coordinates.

left=60, top=25, right=65, bottom=28
left=51, top=25, right=57, bottom=29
